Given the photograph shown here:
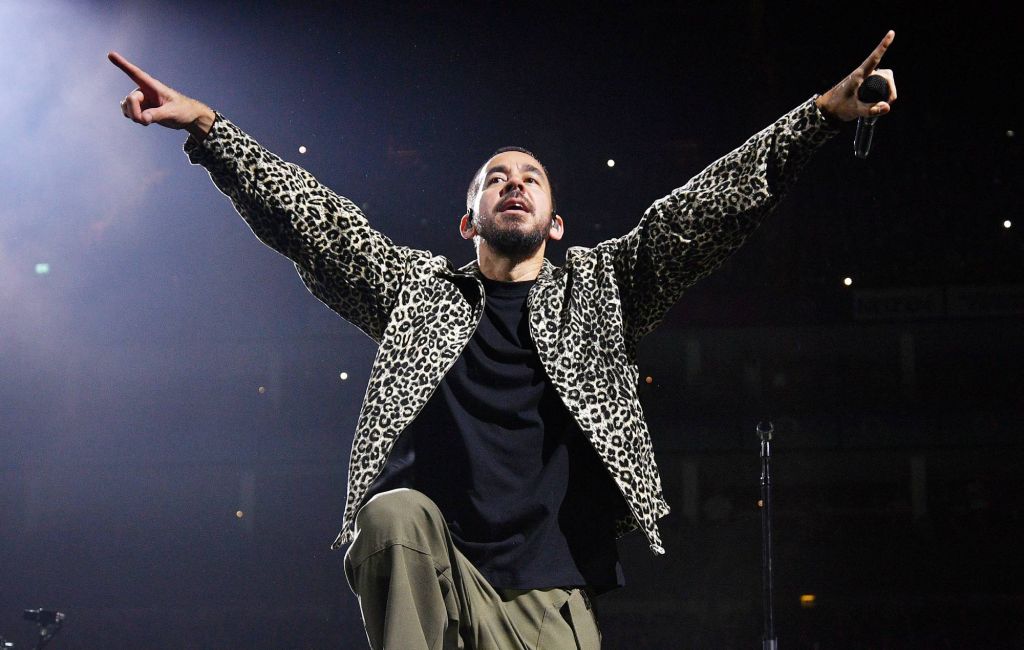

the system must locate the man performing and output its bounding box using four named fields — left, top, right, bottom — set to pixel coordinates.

left=110, top=30, right=896, bottom=649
